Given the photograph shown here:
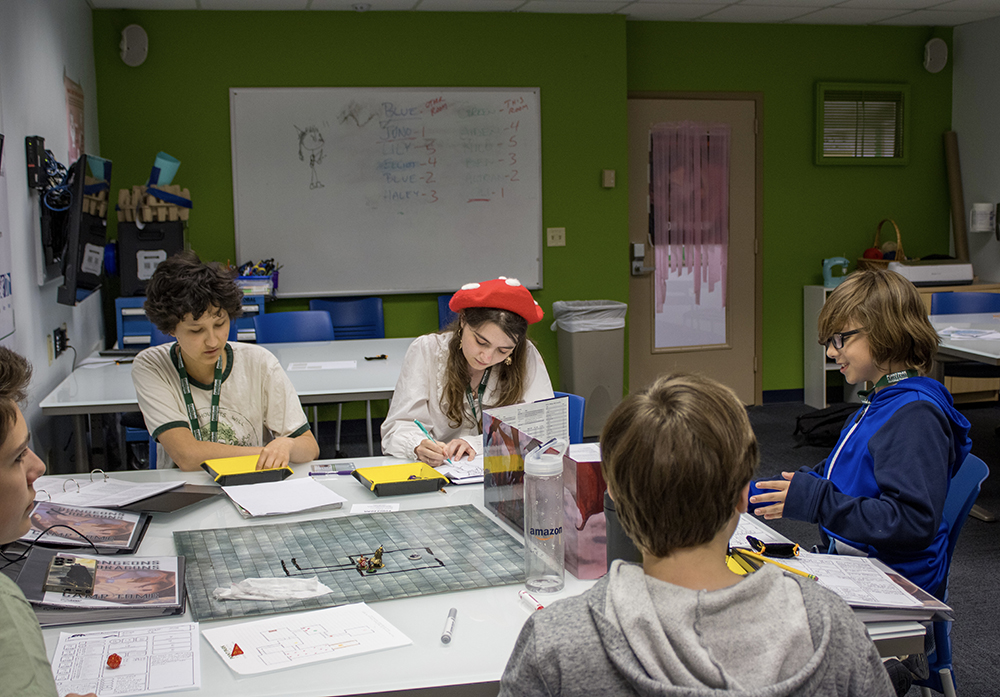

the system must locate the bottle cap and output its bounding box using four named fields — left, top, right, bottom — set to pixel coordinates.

left=524, top=438, right=567, bottom=476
